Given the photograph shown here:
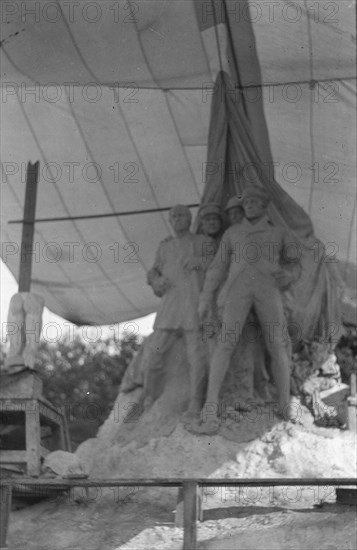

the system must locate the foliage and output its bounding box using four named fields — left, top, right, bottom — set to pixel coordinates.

left=1, top=332, right=142, bottom=448
left=36, top=333, right=141, bottom=422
